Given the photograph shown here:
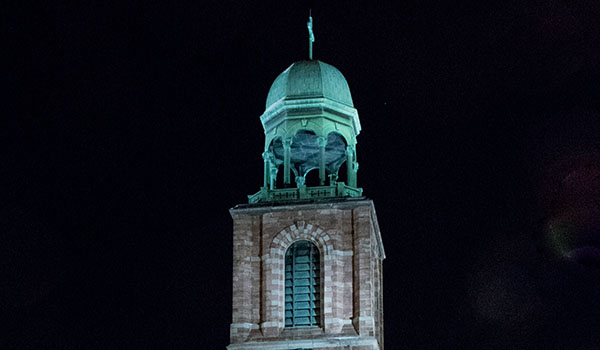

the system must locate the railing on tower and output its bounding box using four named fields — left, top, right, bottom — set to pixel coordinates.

left=247, top=182, right=362, bottom=204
